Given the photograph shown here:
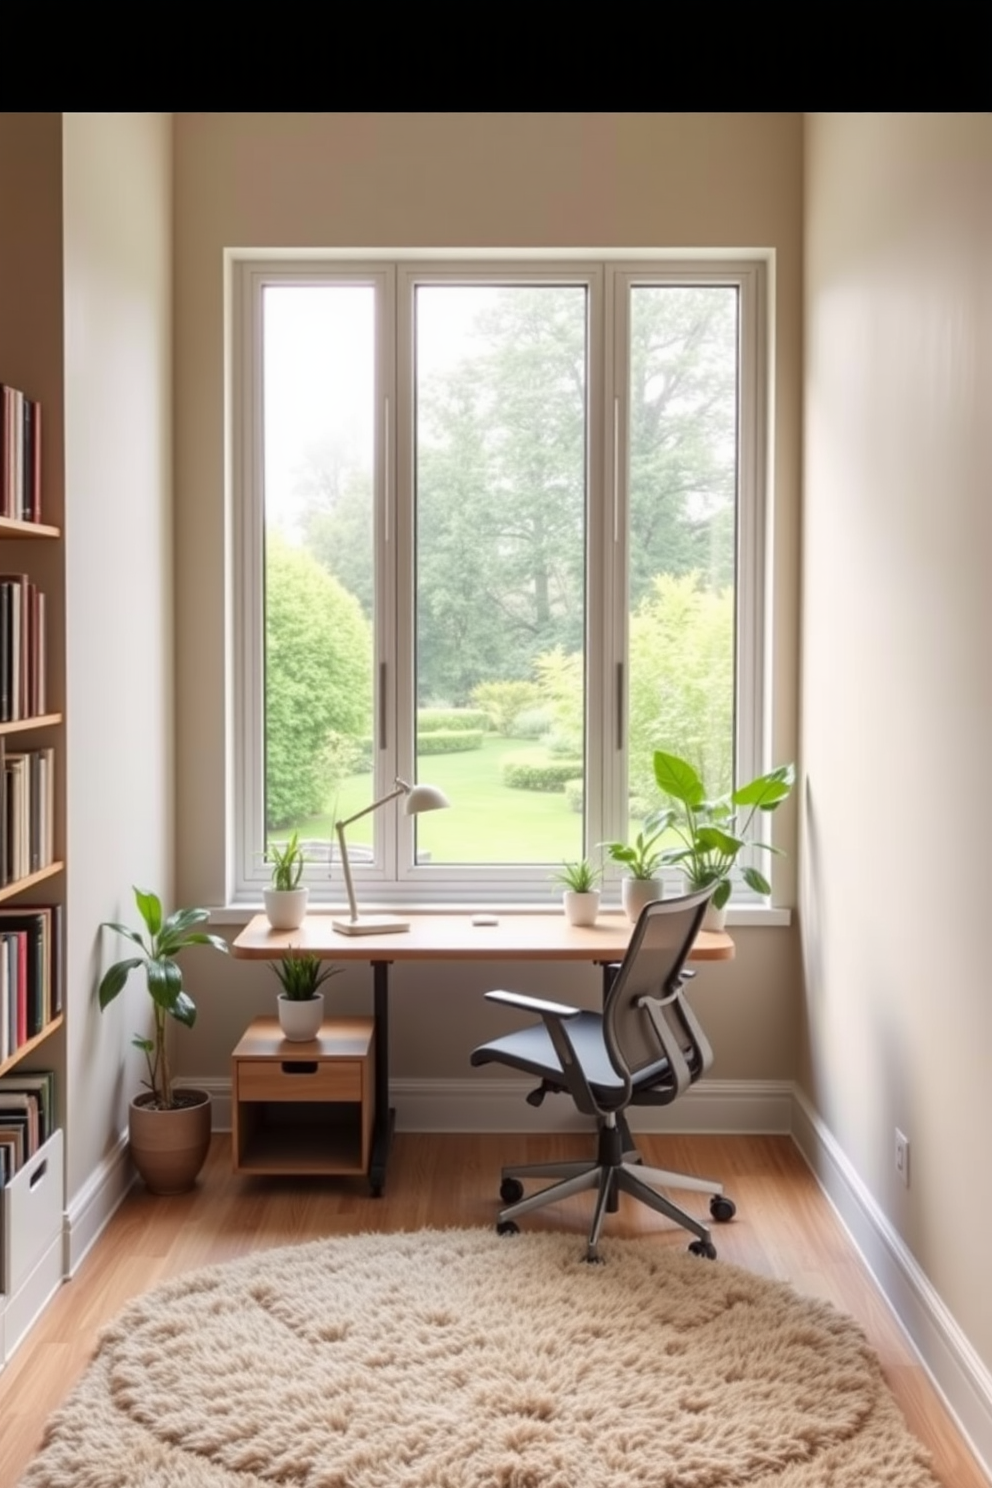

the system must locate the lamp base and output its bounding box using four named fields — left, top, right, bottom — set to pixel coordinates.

left=331, top=915, right=411, bottom=936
